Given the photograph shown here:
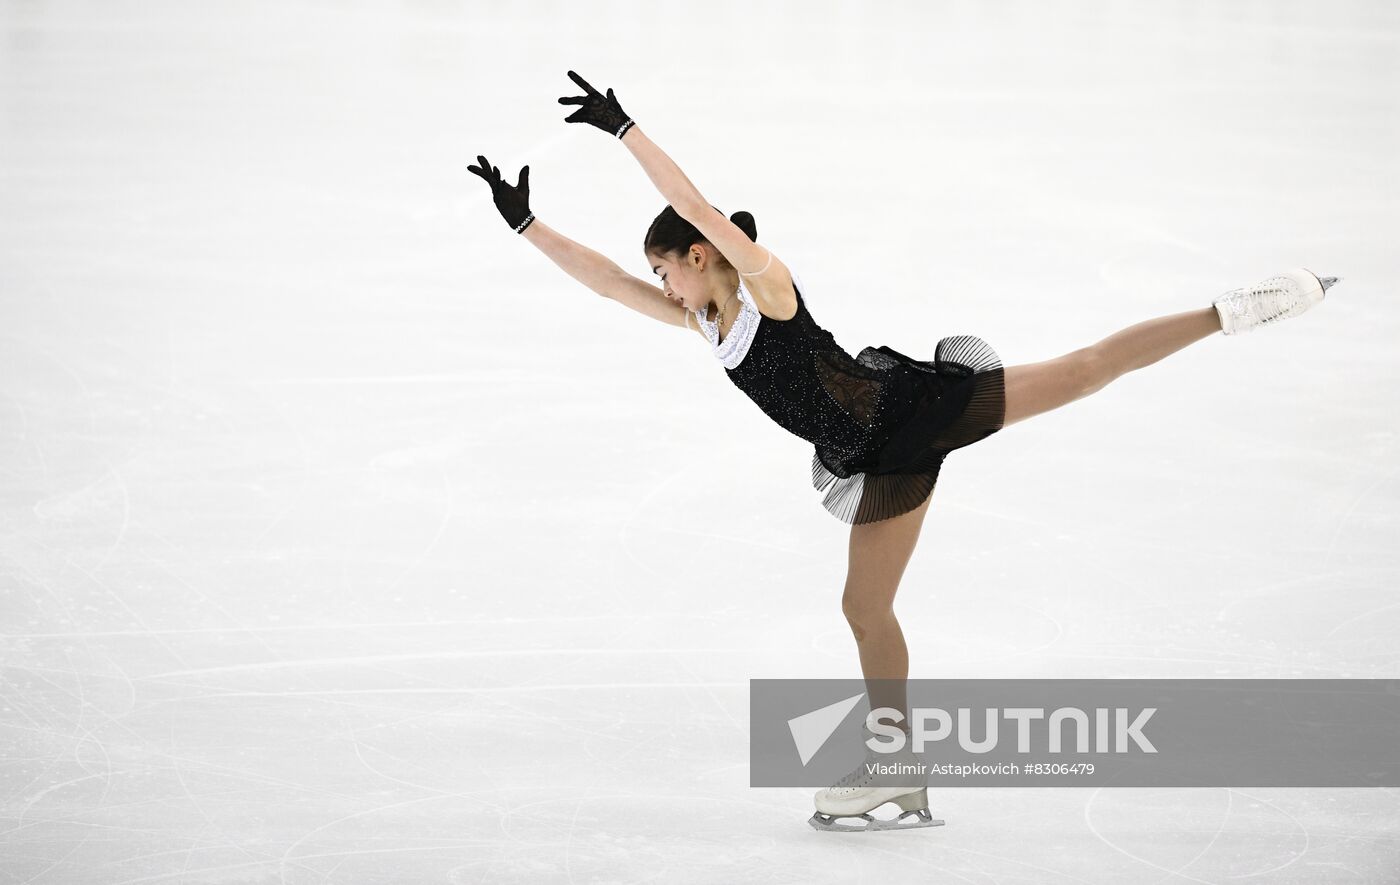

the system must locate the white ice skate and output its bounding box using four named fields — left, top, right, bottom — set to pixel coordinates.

left=1213, top=267, right=1341, bottom=335
left=809, top=785, right=941, bottom=833
left=808, top=726, right=944, bottom=833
